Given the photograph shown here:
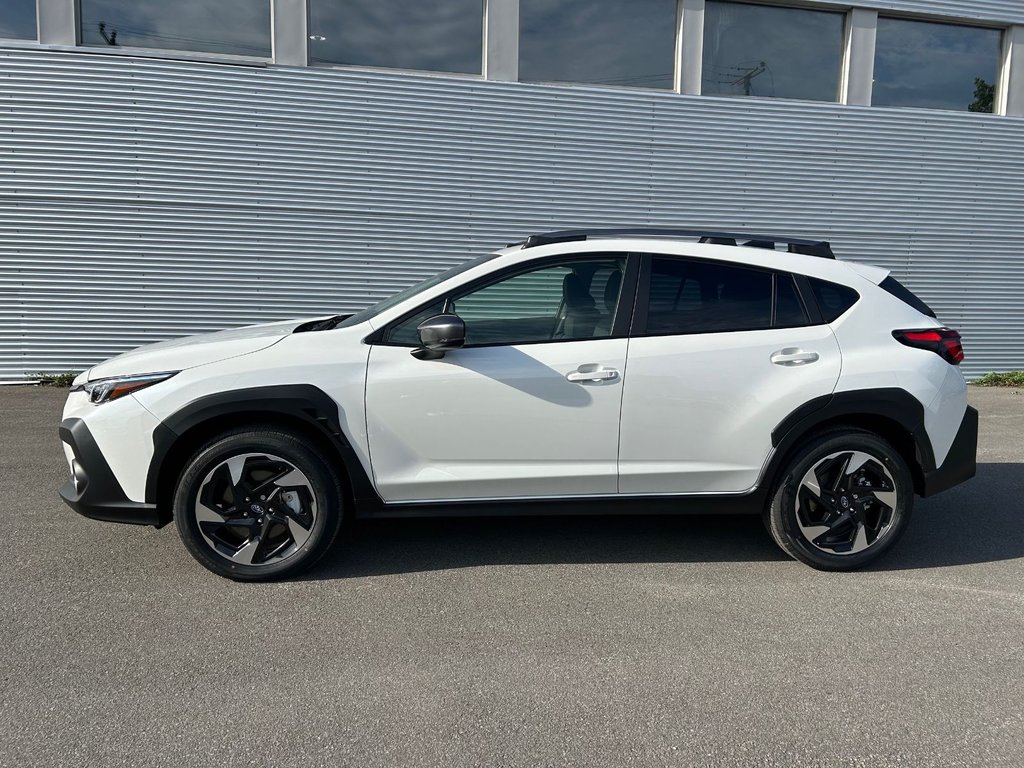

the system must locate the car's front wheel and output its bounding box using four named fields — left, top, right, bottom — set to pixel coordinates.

left=766, top=430, right=913, bottom=570
left=174, top=428, right=343, bottom=580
